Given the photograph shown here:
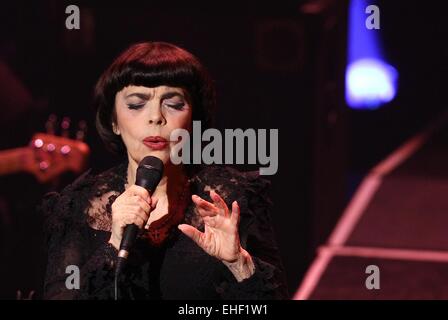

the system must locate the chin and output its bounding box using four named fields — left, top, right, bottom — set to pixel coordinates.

left=140, top=151, right=170, bottom=164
